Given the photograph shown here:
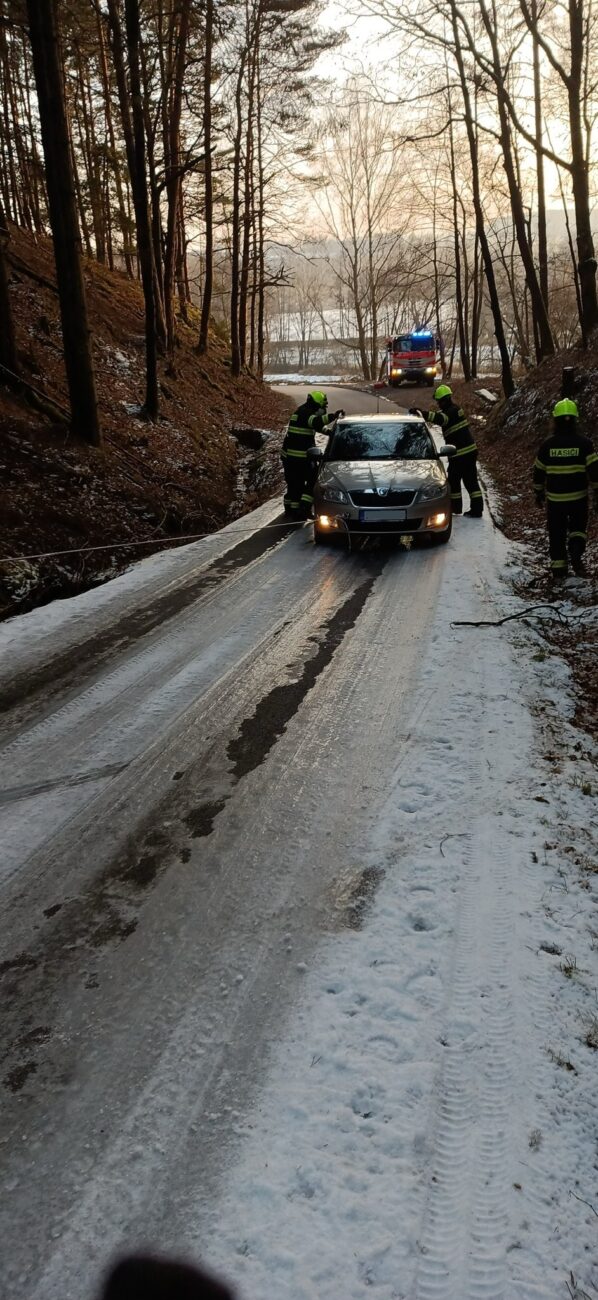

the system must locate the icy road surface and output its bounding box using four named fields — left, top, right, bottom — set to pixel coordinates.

left=1, top=389, right=597, bottom=1300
